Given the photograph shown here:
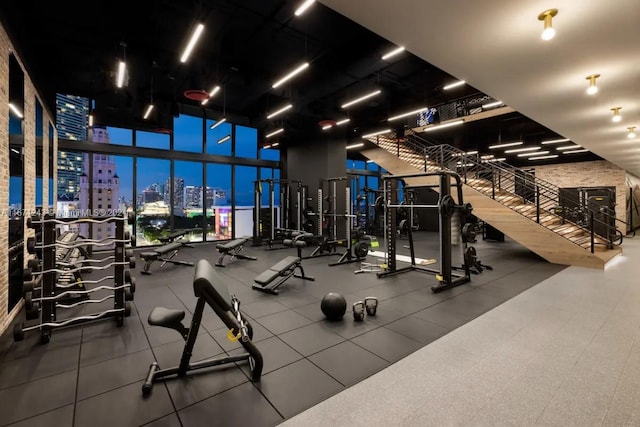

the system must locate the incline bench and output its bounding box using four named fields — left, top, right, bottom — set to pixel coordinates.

left=215, top=237, right=257, bottom=267
left=140, top=242, right=194, bottom=275
left=252, top=256, right=314, bottom=294
left=158, top=229, right=193, bottom=246
left=142, top=259, right=263, bottom=396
